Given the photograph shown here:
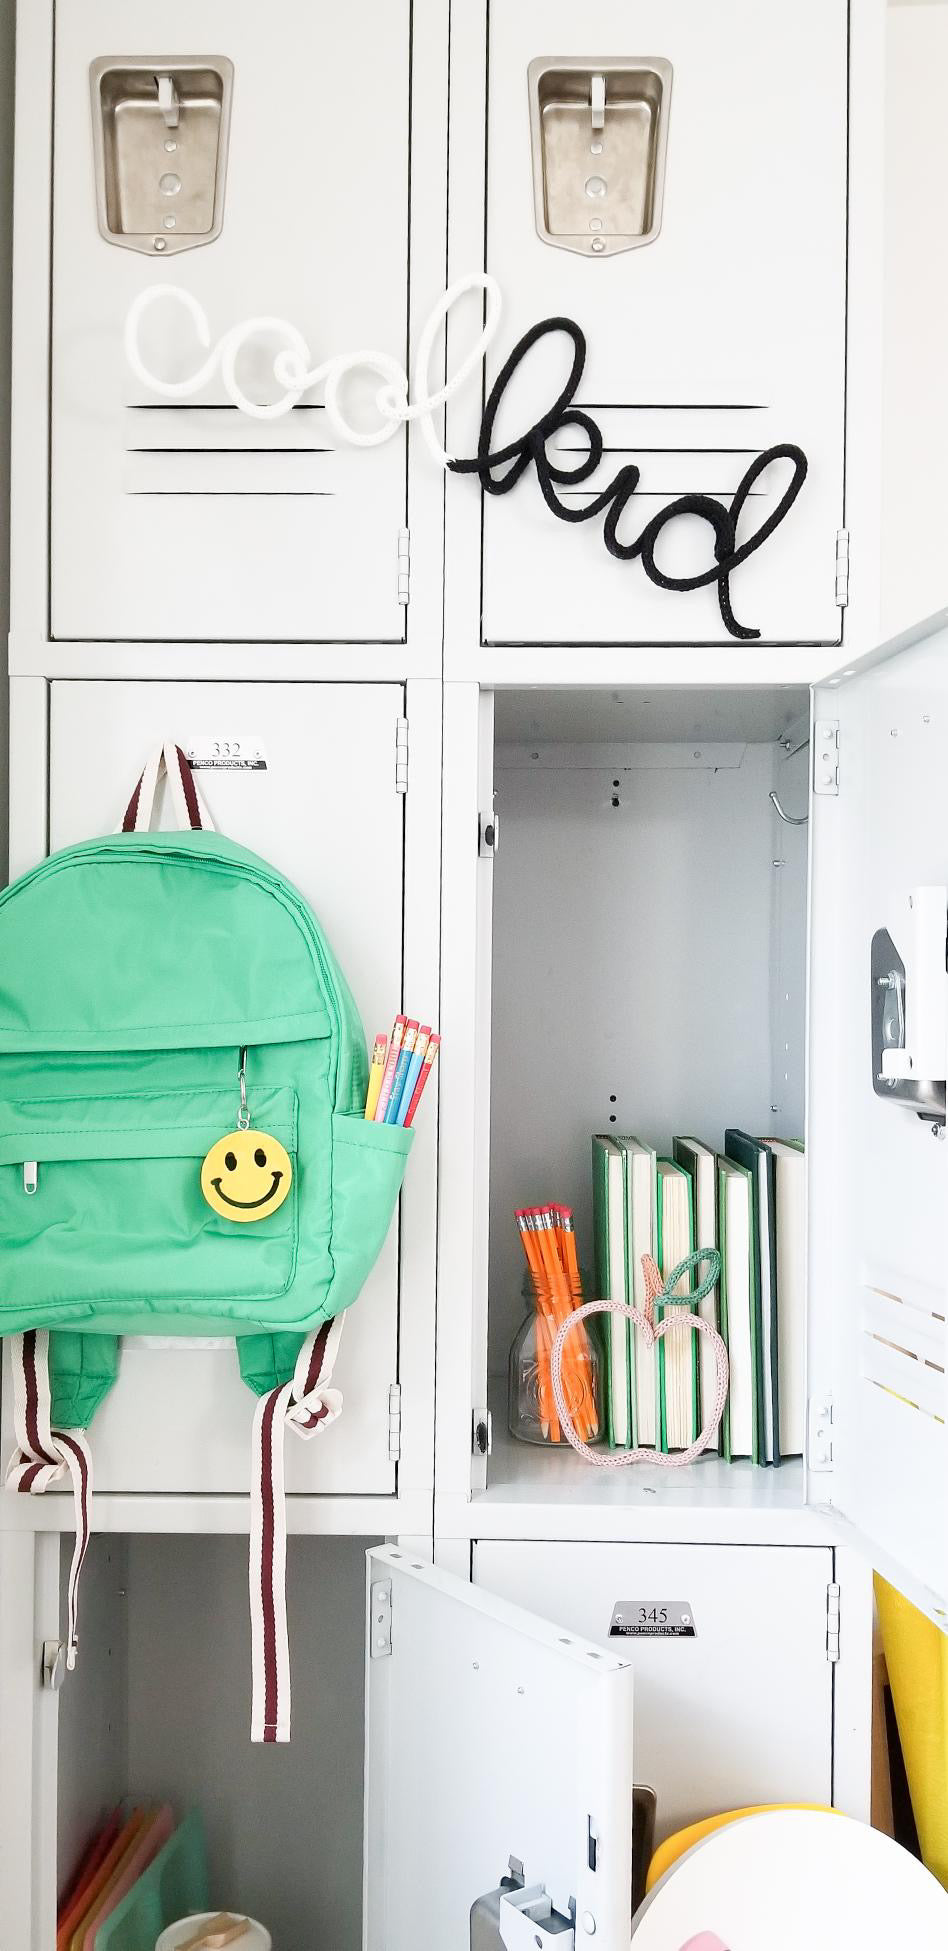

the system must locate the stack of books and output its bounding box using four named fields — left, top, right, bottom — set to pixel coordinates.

left=591, top=1130, right=805, bottom=1463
